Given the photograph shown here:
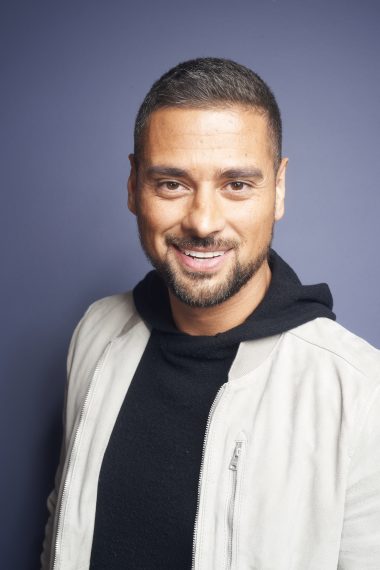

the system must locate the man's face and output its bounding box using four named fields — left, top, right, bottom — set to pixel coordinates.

left=128, top=105, right=286, bottom=308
